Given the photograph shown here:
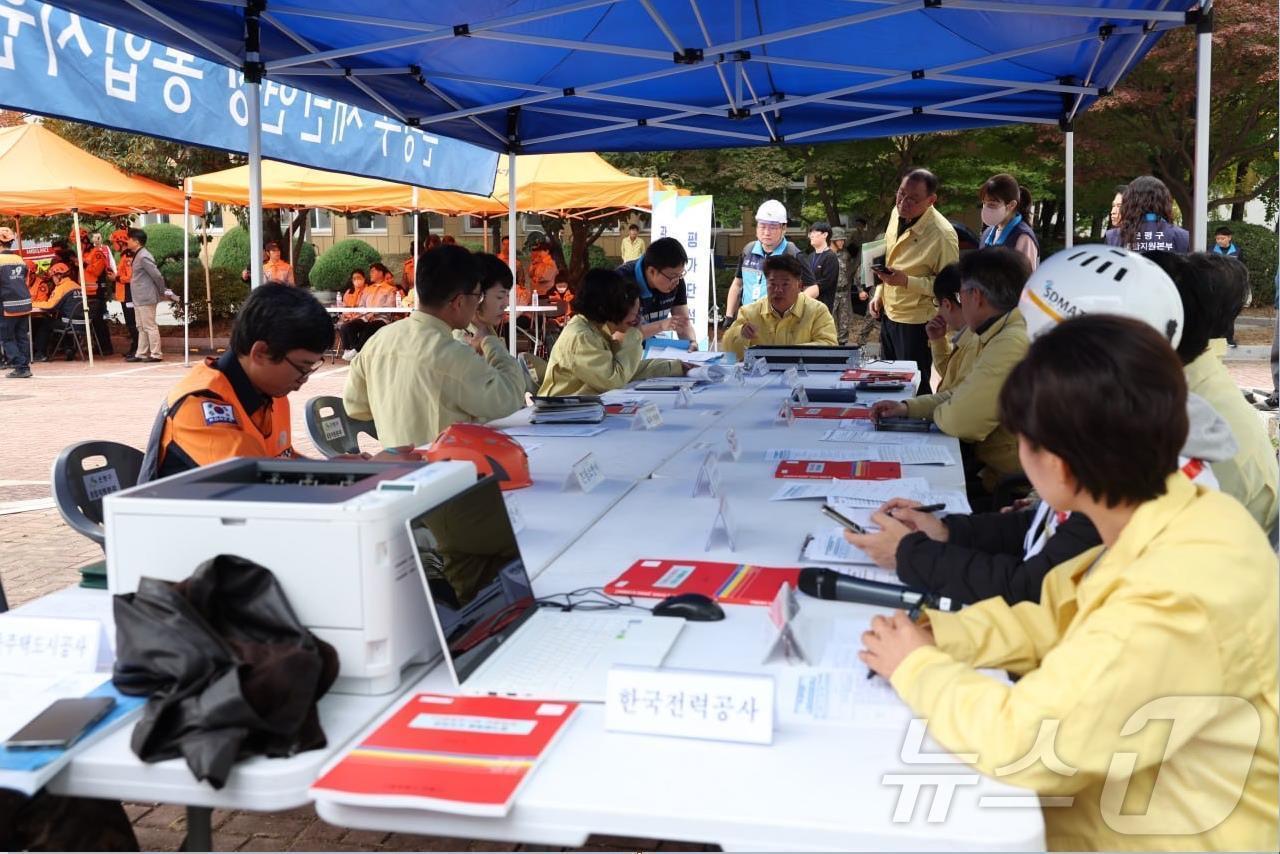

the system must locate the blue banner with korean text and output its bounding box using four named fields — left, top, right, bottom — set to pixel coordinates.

left=0, top=1, right=498, bottom=196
